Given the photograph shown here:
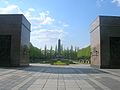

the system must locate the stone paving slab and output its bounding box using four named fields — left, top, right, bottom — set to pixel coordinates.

left=0, top=64, right=120, bottom=90
left=100, top=69, right=120, bottom=77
